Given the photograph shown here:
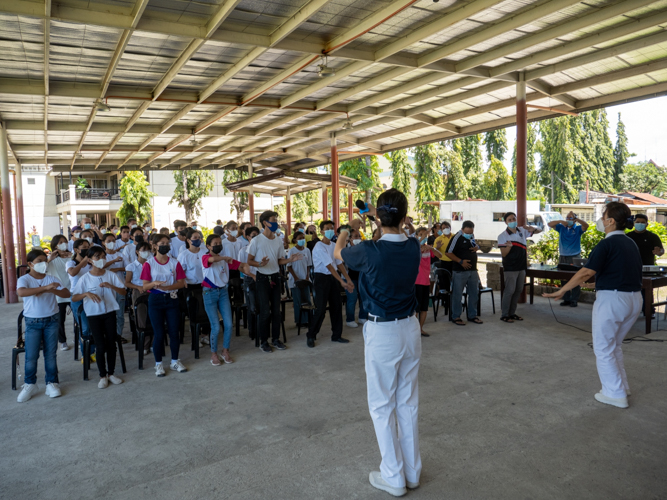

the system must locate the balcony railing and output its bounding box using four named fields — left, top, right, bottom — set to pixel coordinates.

left=56, top=188, right=121, bottom=204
